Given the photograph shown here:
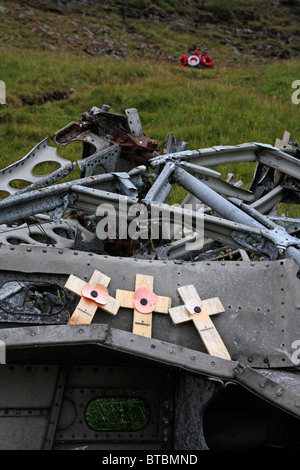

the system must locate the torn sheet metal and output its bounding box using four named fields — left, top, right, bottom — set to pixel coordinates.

left=0, top=166, right=146, bottom=226
left=0, top=279, right=73, bottom=324
left=77, top=144, right=121, bottom=176
left=0, top=217, right=94, bottom=249
left=0, top=110, right=299, bottom=269
left=54, top=105, right=159, bottom=166
left=0, top=244, right=298, bottom=369
left=0, top=105, right=300, bottom=424
left=0, top=138, right=74, bottom=196
left=0, top=245, right=299, bottom=418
